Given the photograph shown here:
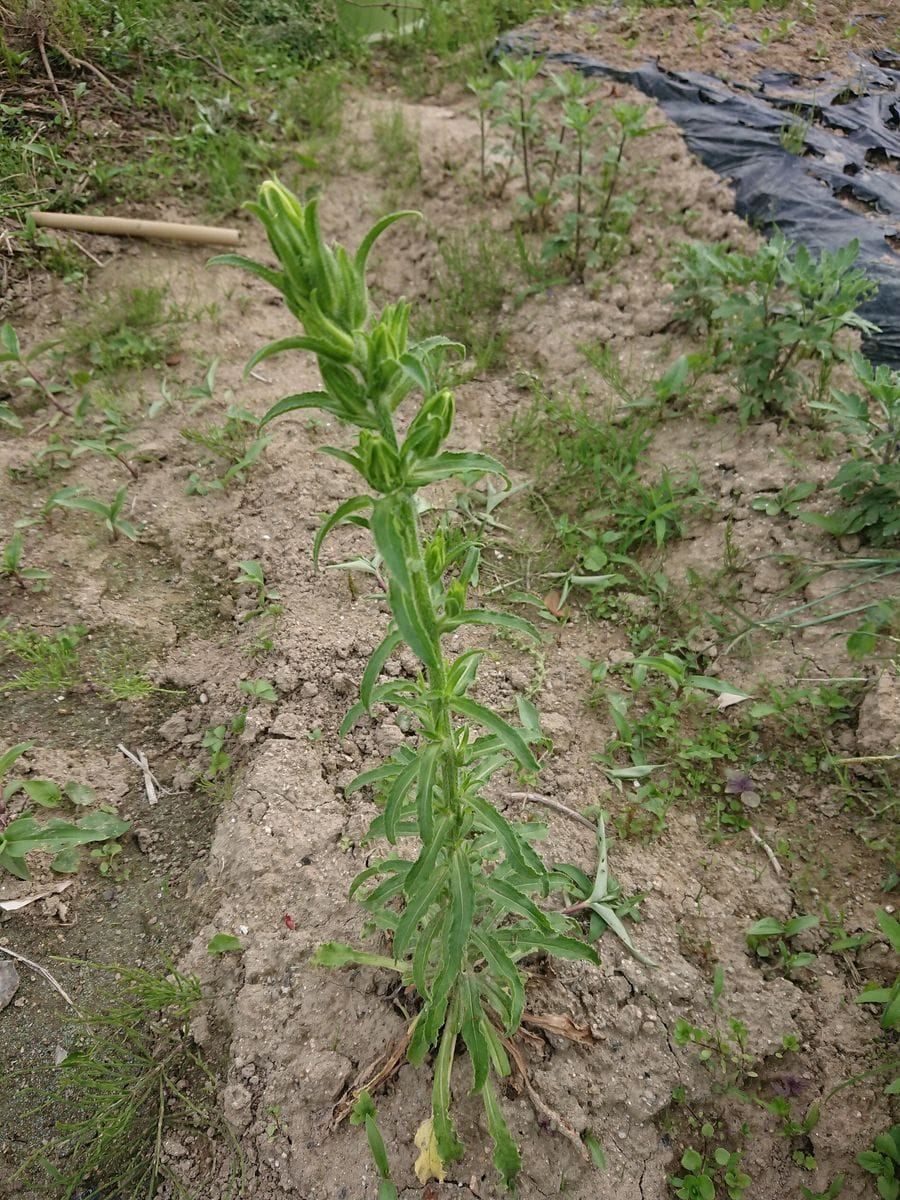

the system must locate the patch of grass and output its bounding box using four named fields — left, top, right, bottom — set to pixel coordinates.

left=11, top=960, right=243, bottom=1199
left=0, top=623, right=86, bottom=693
left=508, top=385, right=707, bottom=560
left=417, top=222, right=522, bottom=372
left=64, top=286, right=184, bottom=374
left=372, top=106, right=421, bottom=195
